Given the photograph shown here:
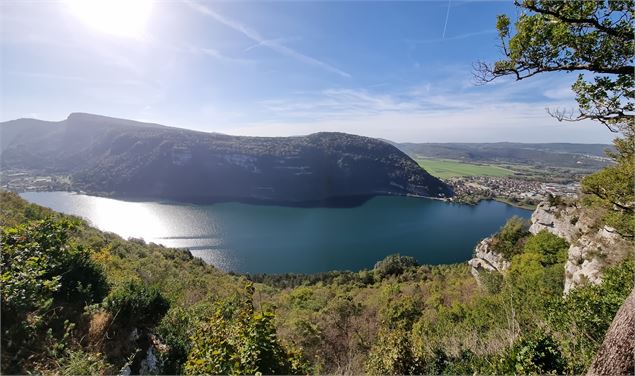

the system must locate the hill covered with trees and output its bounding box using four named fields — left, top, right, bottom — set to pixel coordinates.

left=0, top=113, right=451, bottom=205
